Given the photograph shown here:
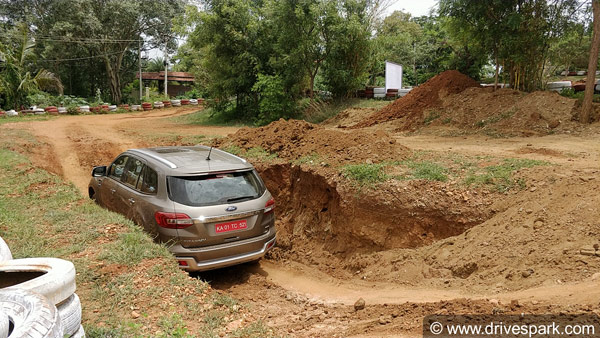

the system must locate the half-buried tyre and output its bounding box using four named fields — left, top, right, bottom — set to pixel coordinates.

left=0, top=258, right=76, bottom=305
left=0, top=289, right=63, bottom=338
